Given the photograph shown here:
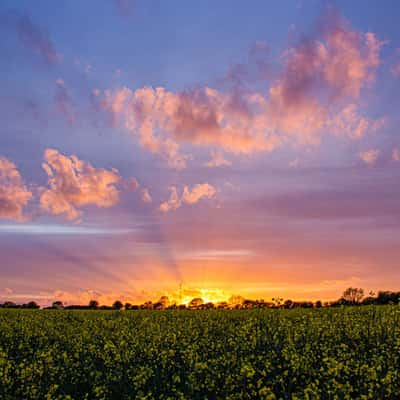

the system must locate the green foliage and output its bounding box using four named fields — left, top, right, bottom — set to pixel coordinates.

left=1, top=306, right=400, bottom=399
